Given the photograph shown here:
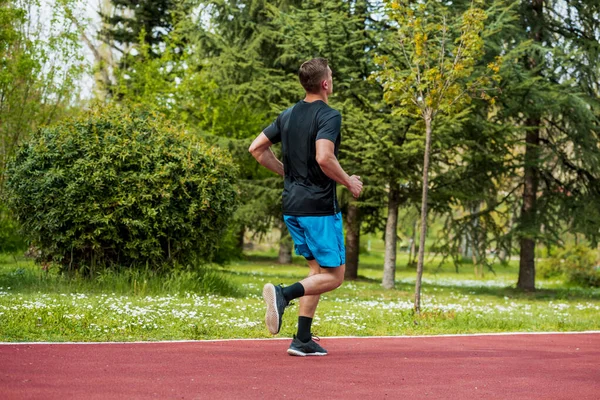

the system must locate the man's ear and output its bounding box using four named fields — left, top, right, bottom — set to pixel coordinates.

left=321, top=79, right=329, bottom=91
